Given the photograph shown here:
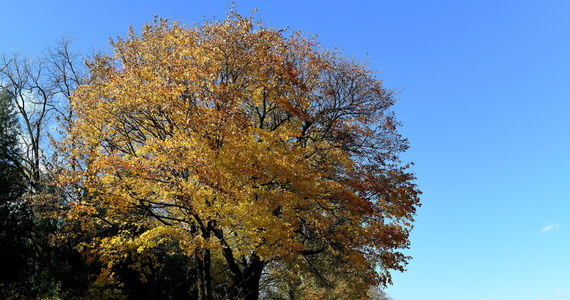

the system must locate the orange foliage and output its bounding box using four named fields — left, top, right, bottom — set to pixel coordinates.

left=58, top=12, right=420, bottom=298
